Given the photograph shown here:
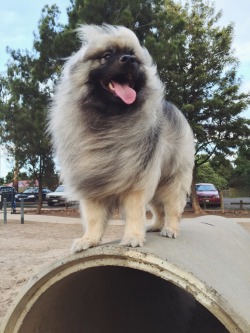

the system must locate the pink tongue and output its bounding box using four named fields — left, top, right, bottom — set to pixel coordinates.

left=111, top=81, right=136, bottom=104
